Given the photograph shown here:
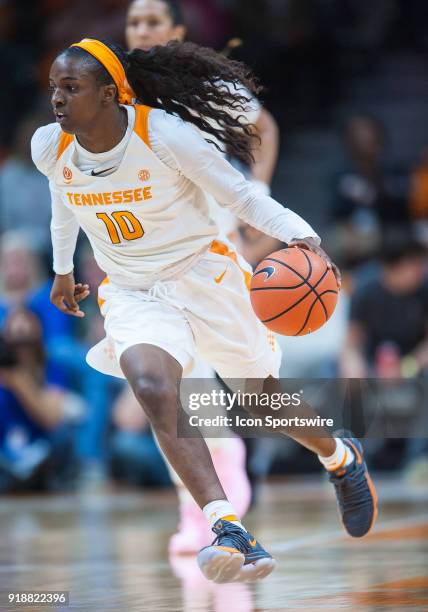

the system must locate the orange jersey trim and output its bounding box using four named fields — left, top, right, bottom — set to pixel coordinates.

left=56, top=133, right=73, bottom=161
left=210, top=240, right=252, bottom=290
left=134, top=104, right=152, bottom=149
